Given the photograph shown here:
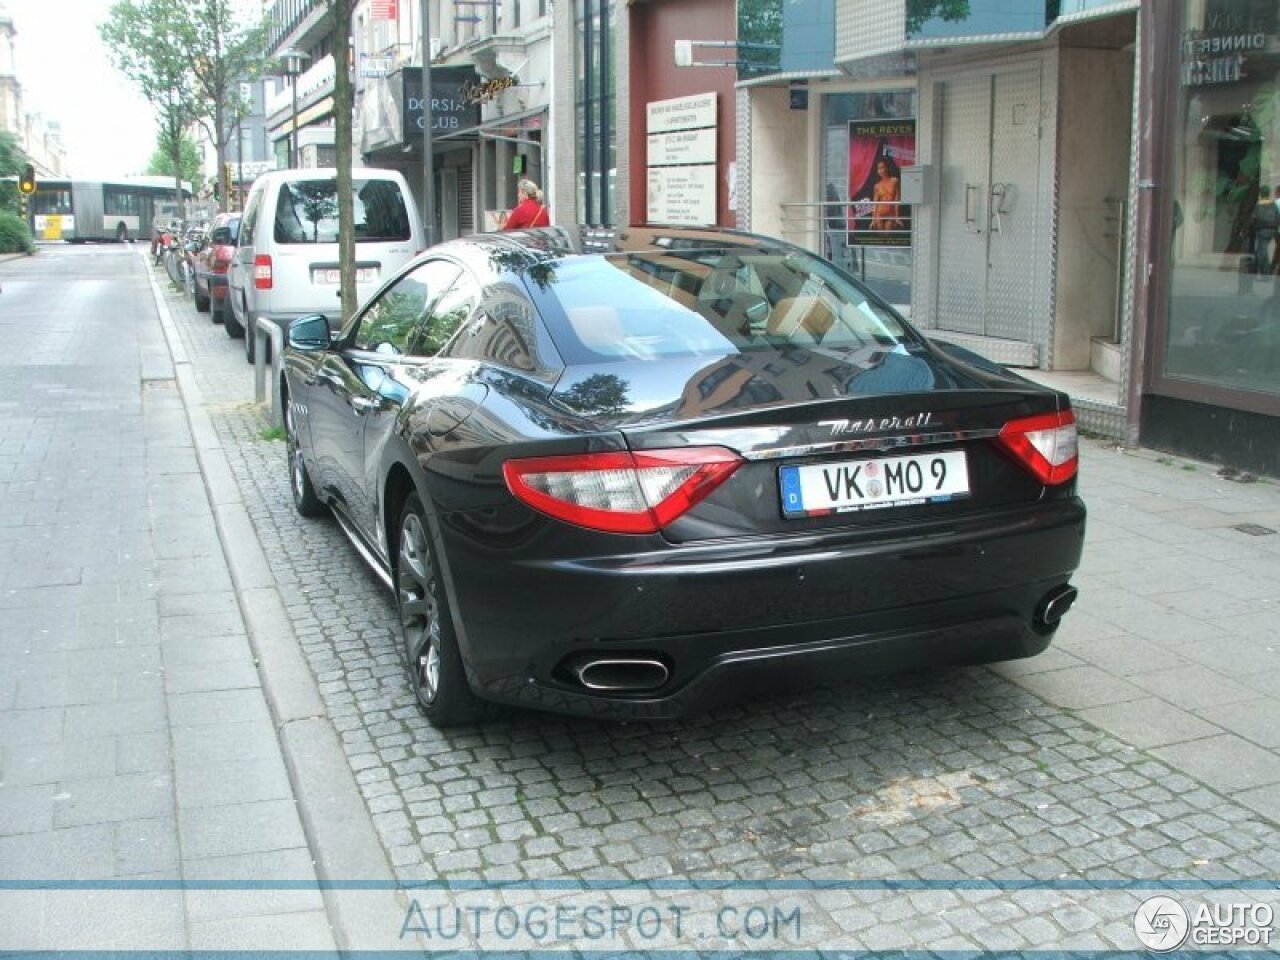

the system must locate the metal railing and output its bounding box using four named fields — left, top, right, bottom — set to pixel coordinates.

left=253, top=318, right=286, bottom=428
left=779, top=200, right=915, bottom=304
